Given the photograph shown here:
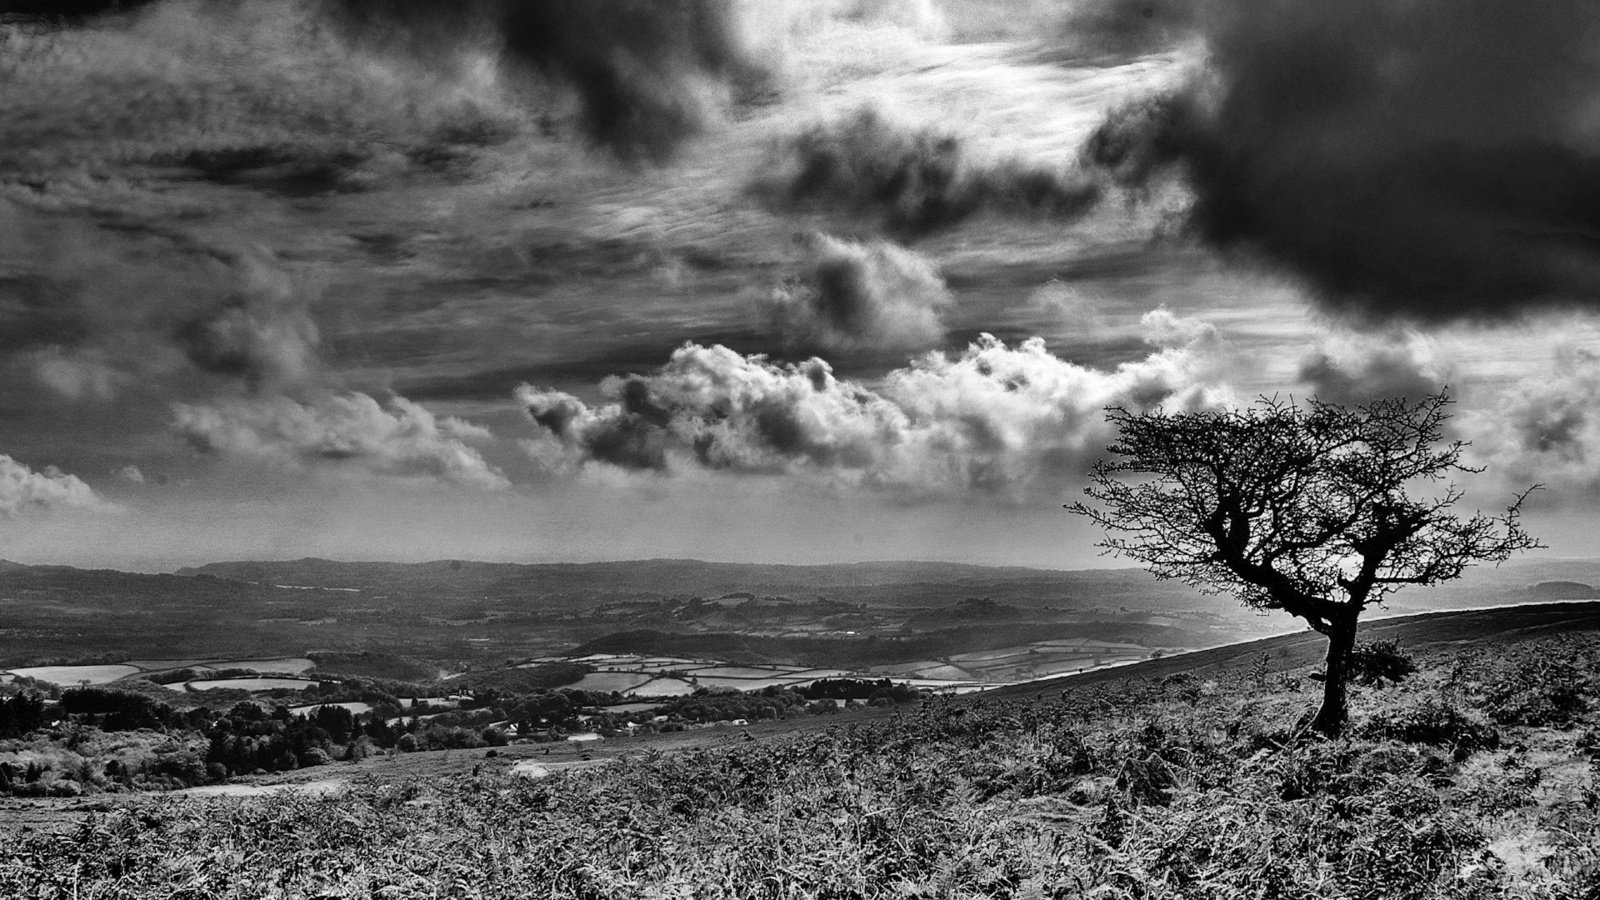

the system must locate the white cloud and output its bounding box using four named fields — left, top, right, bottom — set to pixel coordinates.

left=0, top=455, right=106, bottom=518
left=174, top=392, right=507, bottom=490
left=519, top=324, right=1230, bottom=501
